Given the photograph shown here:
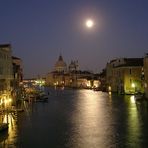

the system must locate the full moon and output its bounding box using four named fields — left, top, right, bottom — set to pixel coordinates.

left=85, top=19, right=94, bottom=28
